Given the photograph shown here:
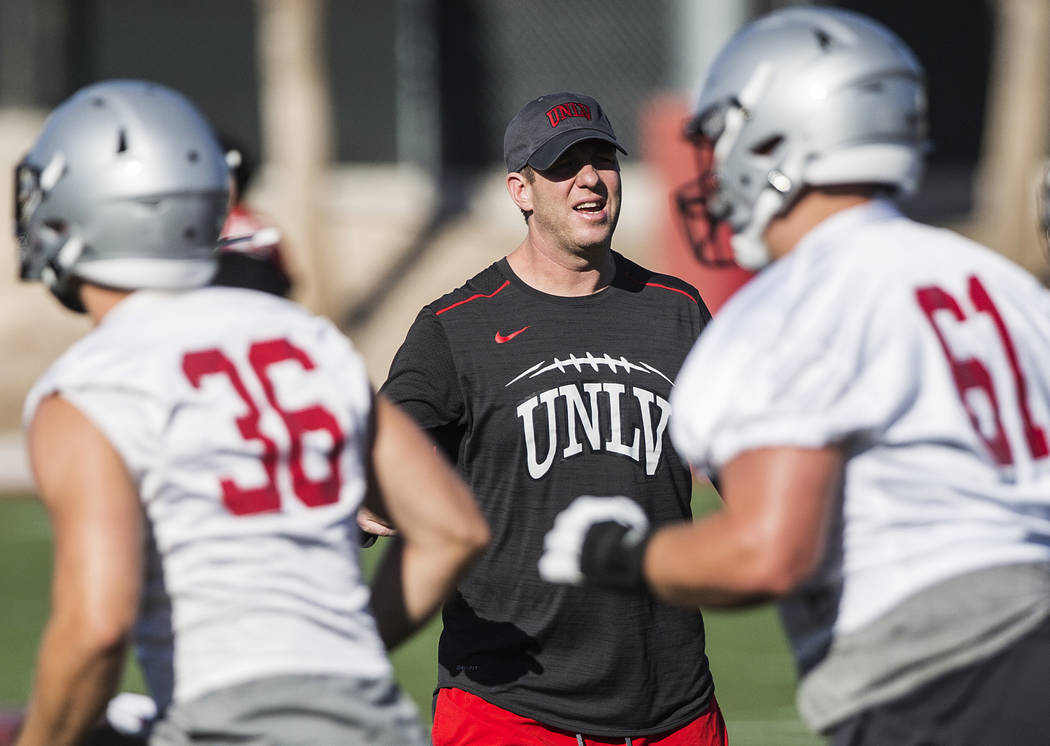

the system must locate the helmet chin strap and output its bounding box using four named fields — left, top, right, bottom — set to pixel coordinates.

left=731, top=187, right=785, bottom=270
left=732, top=145, right=808, bottom=271
left=55, top=233, right=85, bottom=269
left=41, top=233, right=85, bottom=304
